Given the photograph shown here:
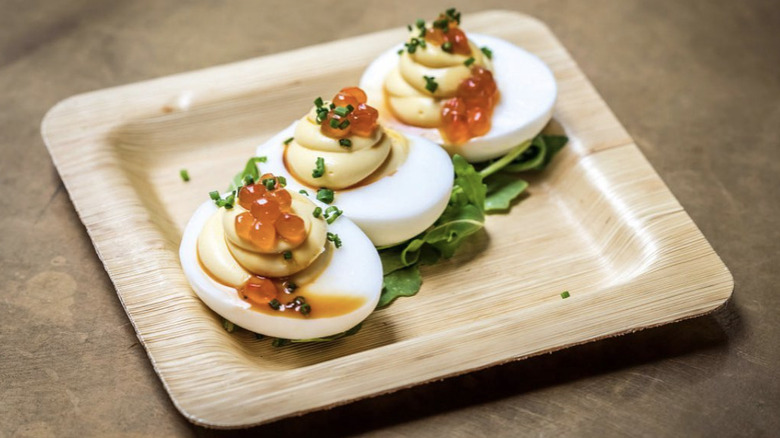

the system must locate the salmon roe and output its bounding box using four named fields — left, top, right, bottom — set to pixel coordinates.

left=320, top=87, right=379, bottom=139
left=235, top=174, right=306, bottom=250
left=425, top=26, right=471, bottom=55
left=441, top=66, right=499, bottom=144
